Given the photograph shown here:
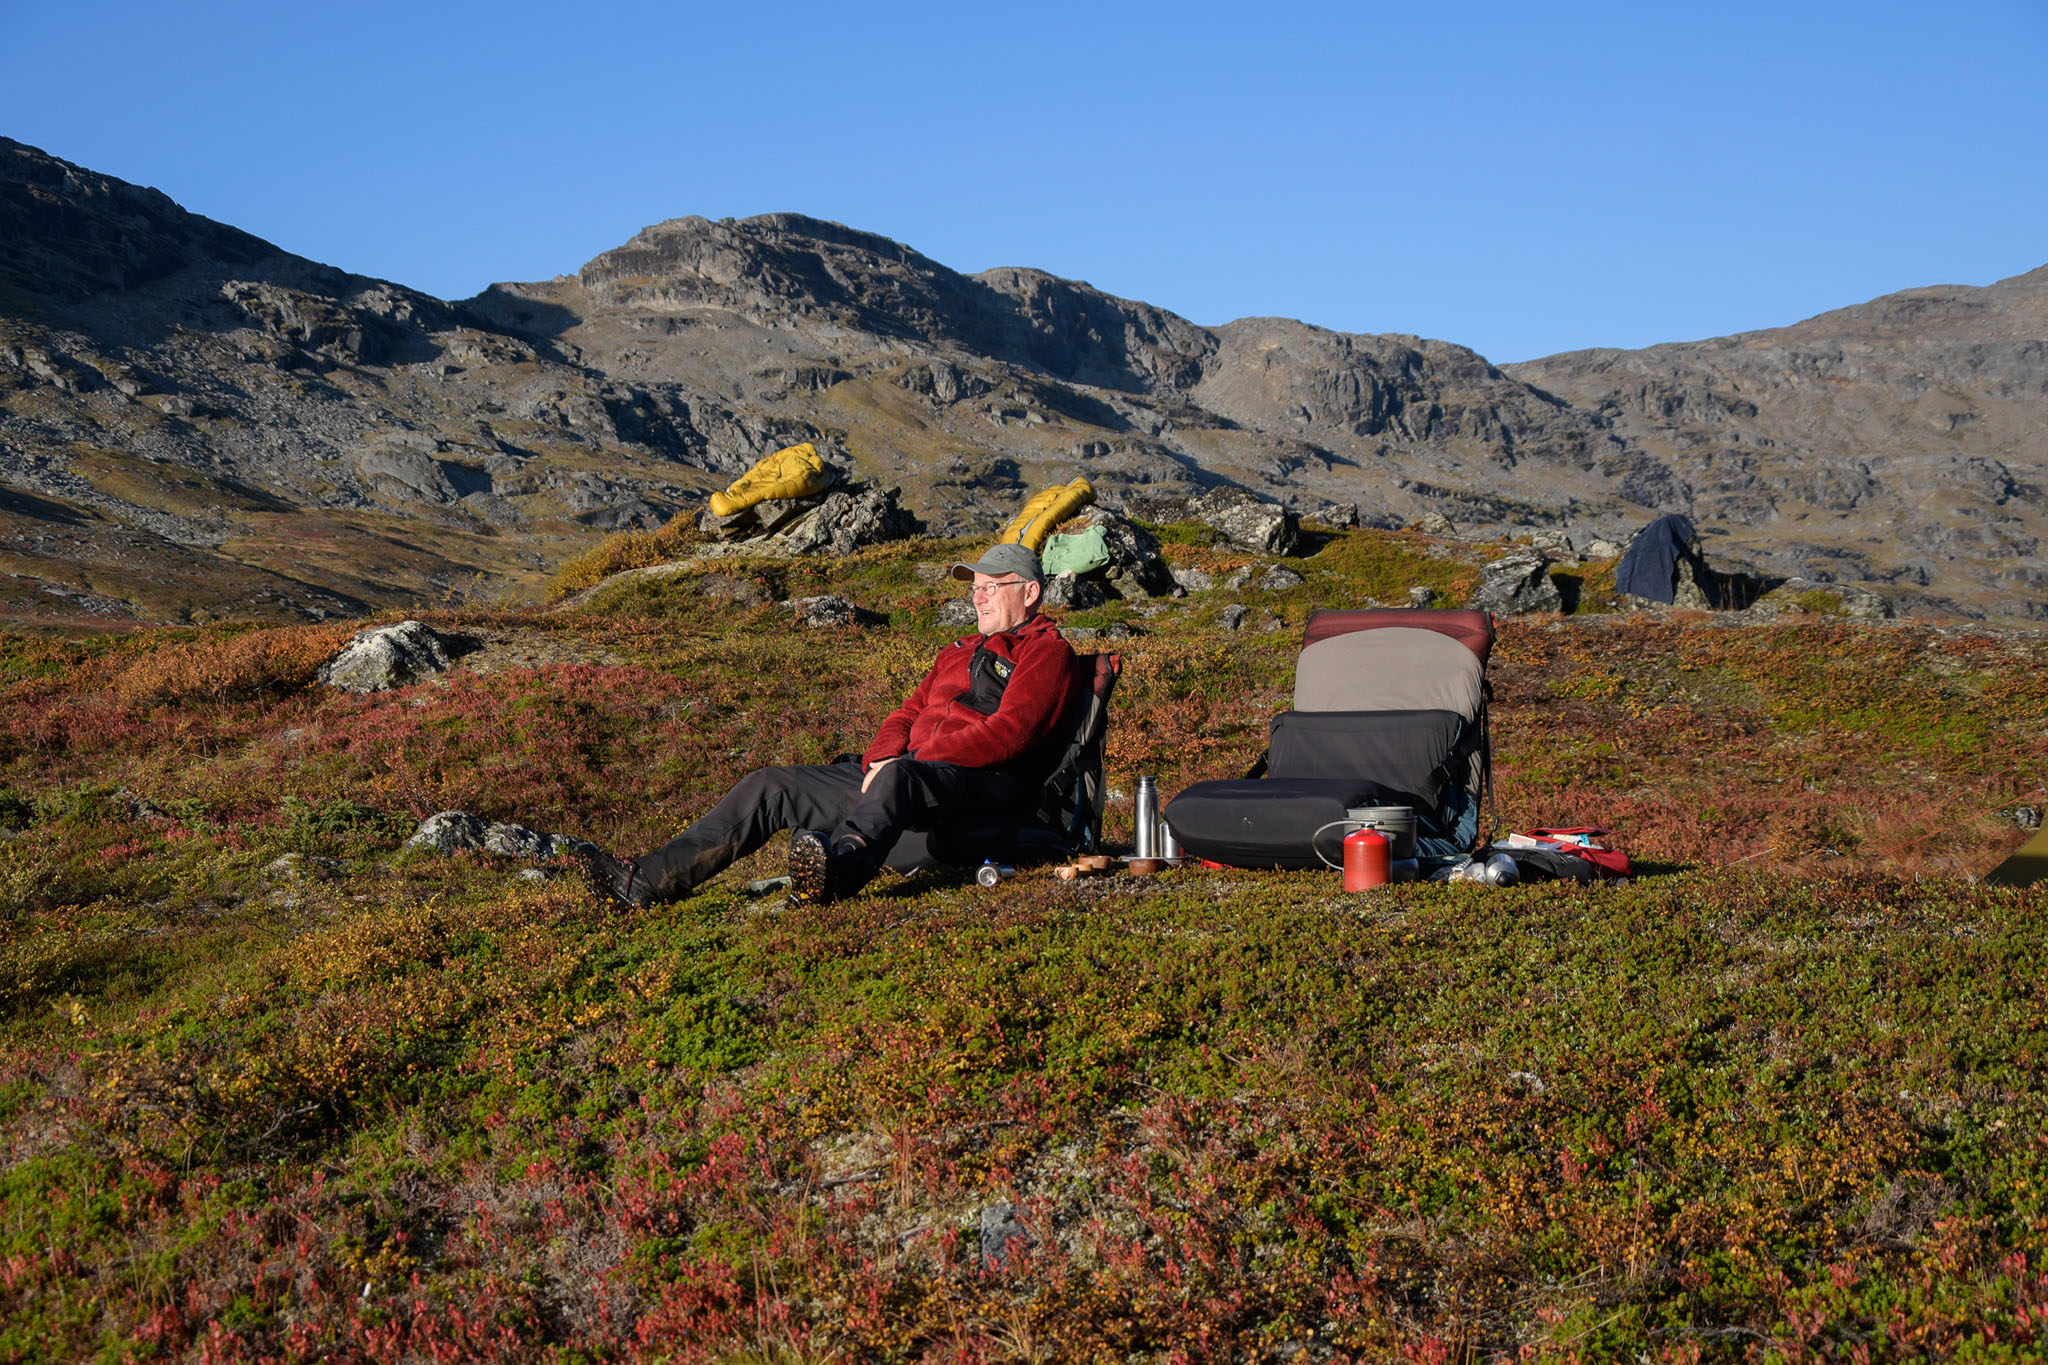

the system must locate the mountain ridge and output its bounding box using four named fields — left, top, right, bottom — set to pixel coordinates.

left=2, top=136, right=2042, bottom=624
